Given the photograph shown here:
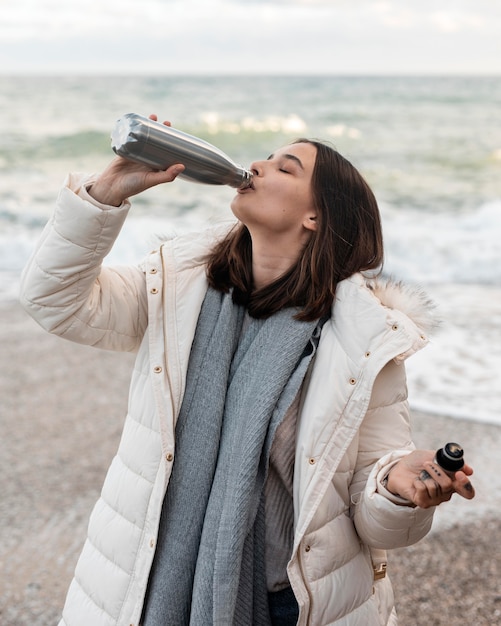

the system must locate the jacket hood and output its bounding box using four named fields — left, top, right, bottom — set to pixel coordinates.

left=368, top=276, right=439, bottom=336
